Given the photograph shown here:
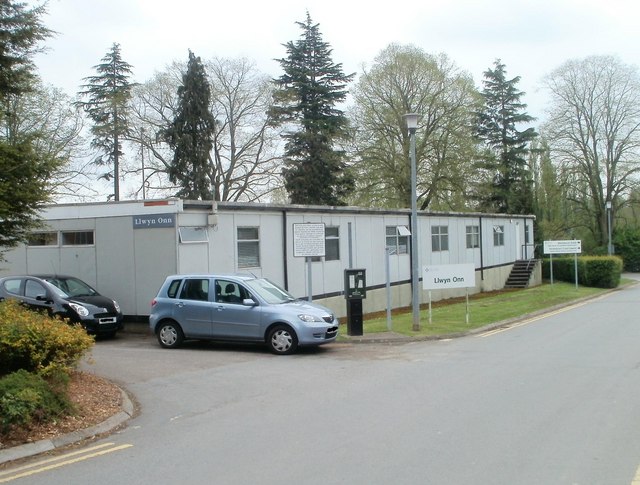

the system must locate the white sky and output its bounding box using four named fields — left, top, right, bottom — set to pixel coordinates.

left=34, top=0, right=640, bottom=122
